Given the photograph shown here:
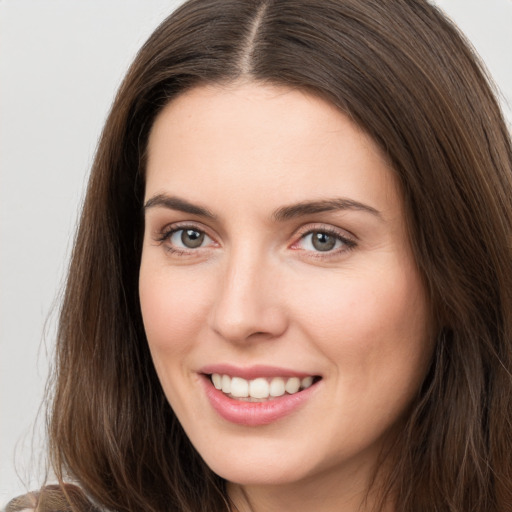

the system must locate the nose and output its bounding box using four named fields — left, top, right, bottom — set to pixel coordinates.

left=209, top=249, right=288, bottom=344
